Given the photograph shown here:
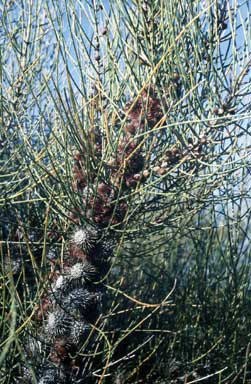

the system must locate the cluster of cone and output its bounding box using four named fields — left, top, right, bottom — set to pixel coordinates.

left=20, top=86, right=164, bottom=383
left=21, top=224, right=112, bottom=383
